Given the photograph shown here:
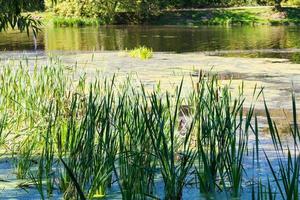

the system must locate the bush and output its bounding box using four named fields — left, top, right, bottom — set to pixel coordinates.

left=53, top=1, right=82, bottom=17
left=51, top=0, right=163, bottom=23
left=288, top=0, right=300, bottom=5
